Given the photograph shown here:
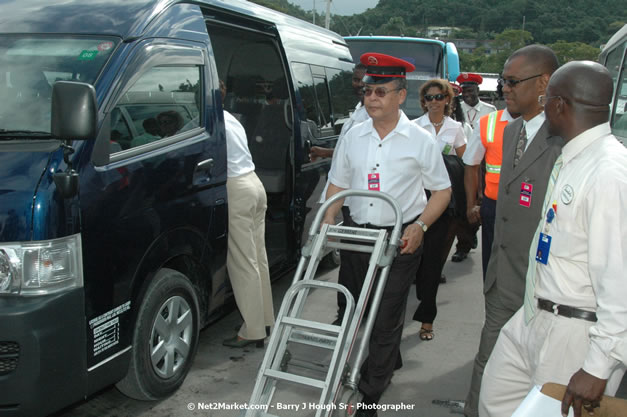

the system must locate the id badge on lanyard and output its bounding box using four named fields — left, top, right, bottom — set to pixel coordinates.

left=535, top=203, right=556, bottom=265
left=368, top=173, right=380, bottom=191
